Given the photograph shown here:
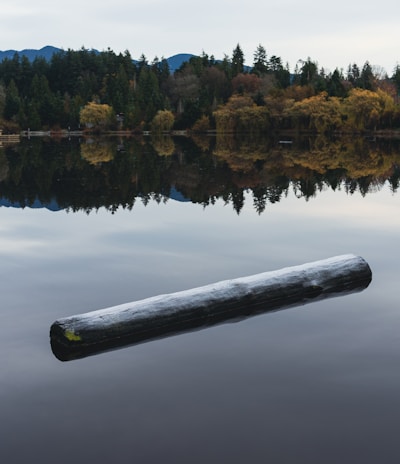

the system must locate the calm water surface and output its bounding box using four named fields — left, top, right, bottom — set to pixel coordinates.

left=1, top=137, right=400, bottom=463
